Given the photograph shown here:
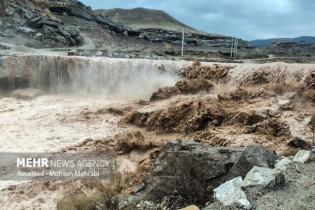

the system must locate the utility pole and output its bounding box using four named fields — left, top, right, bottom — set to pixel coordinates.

left=231, top=38, right=238, bottom=59
left=234, top=38, right=238, bottom=58
left=230, top=38, right=234, bottom=58
left=181, top=29, right=185, bottom=56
